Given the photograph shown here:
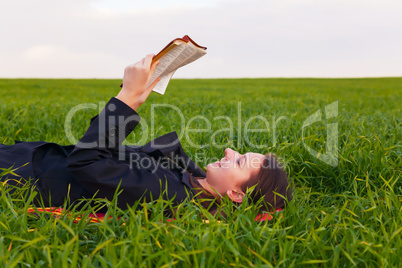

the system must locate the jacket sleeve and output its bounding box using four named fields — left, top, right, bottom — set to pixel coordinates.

left=66, top=97, right=143, bottom=204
